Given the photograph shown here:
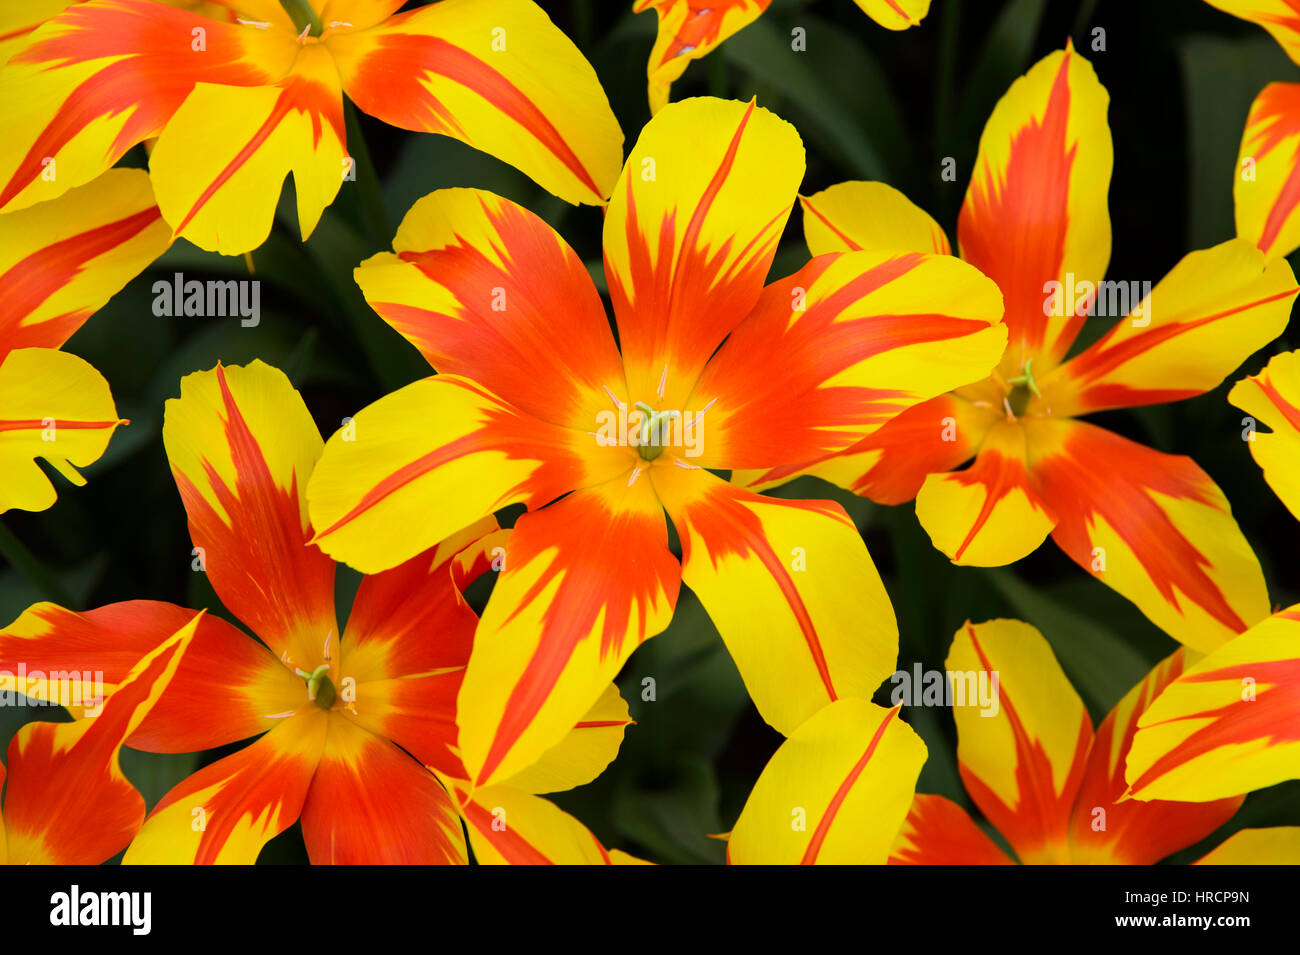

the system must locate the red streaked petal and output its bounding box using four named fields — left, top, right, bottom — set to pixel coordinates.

left=604, top=97, right=804, bottom=412
left=148, top=42, right=347, bottom=254
left=0, top=348, right=125, bottom=514
left=801, top=180, right=950, bottom=256
left=123, top=710, right=328, bottom=864
left=1, top=611, right=200, bottom=865
left=1069, top=649, right=1243, bottom=864
left=0, top=598, right=302, bottom=752
left=915, top=418, right=1057, bottom=567
left=632, top=1, right=771, bottom=113
left=1041, top=240, right=1297, bottom=415
left=456, top=783, right=619, bottom=865
left=958, top=43, right=1112, bottom=375
left=308, top=374, right=629, bottom=574
left=651, top=465, right=898, bottom=737
left=1127, top=604, right=1300, bottom=802
left=354, top=187, right=625, bottom=429
left=0, top=167, right=168, bottom=358
left=687, top=250, right=1006, bottom=470
left=163, top=361, right=337, bottom=671
left=300, top=716, right=467, bottom=864
left=1229, top=349, right=1300, bottom=522
left=456, top=472, right=679, bottom=788
left=728, top=701, right=926, bottom=865
left=1027, top=417, right=1270, bottom=652
left=0, top=0, right=296, bottom=213
left=1235, top=82, right=1300, bottom=258
left=888, top=794, right=1015, bottom=865
left=328, top=0, right=622, bottom=206
left=341, top=517, right=505, bottom=778
left=947, top=619, right=1093, bottom=865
